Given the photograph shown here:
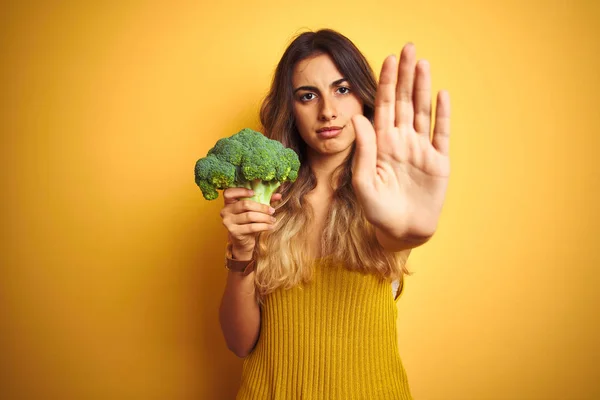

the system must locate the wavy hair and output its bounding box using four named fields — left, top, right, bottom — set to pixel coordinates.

left=253, top=29, right=411, bottom=303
